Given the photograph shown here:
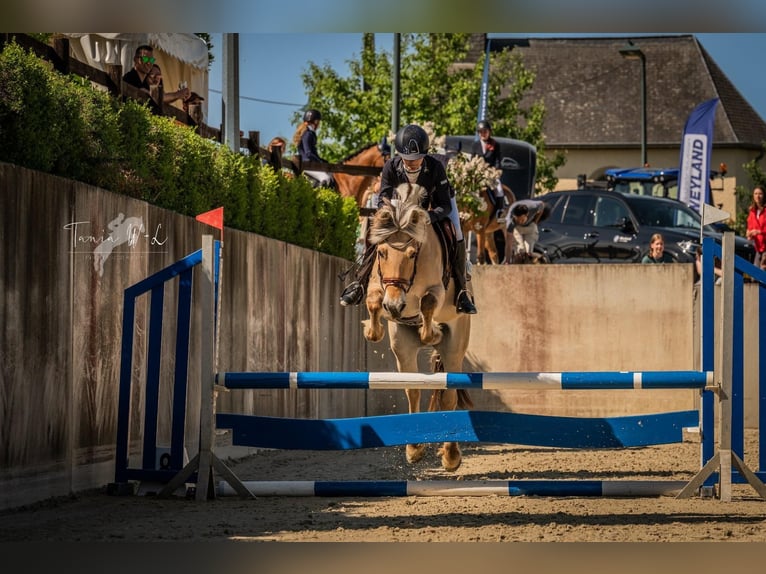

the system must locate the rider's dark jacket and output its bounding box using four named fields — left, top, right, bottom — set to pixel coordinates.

left=378, top=155, right=453, bottom=225
left=298, top=126, right=325, bottom=163
left=471, top=137, right=502, bottom=169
